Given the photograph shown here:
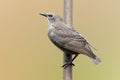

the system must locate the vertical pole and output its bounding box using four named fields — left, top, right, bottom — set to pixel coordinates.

left=63, top=0, right=73, bottom=80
